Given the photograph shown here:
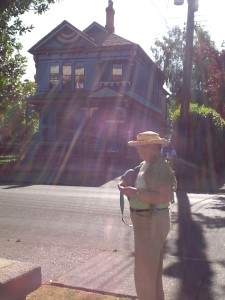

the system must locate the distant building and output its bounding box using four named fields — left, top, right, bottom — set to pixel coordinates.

left=27, top=0, right=168, bottom=164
